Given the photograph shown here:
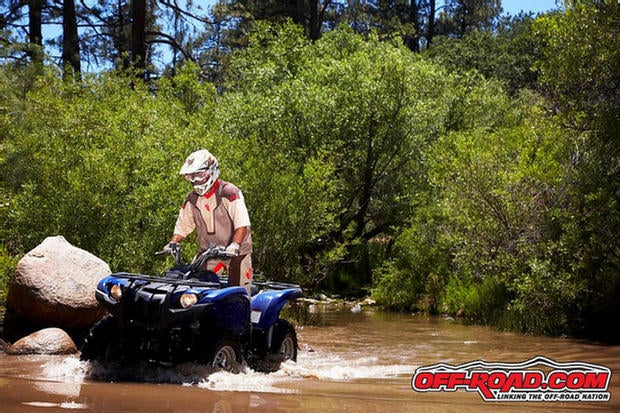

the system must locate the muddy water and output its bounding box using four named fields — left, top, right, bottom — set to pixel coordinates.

left=1, top=306, right=619, bottom=413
